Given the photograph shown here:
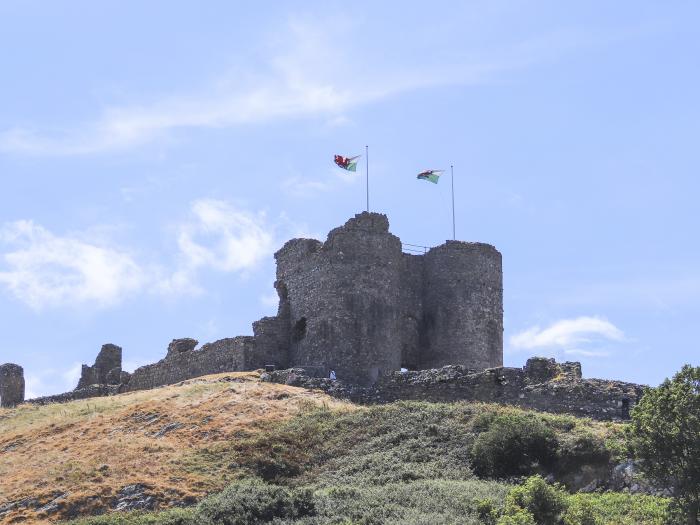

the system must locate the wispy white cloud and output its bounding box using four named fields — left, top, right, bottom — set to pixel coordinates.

left=509, top=316, right=625, bottom=357
left=564, top=348, right=611, bottom=358
left=0, top=200, right=279, bottom=309
left=0, top=221, right=146, bottom=310
left=0, top=15, right=598, bottom=156
left=176, top=199, right=274, bottom=273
